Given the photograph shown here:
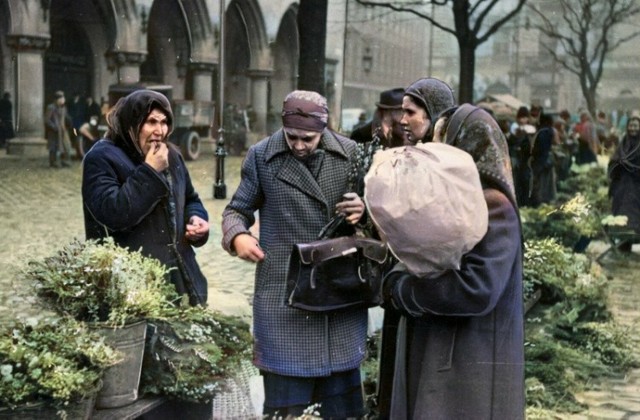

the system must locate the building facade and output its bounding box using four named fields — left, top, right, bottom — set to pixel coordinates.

left=0, top=0, right=432, bottom=155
